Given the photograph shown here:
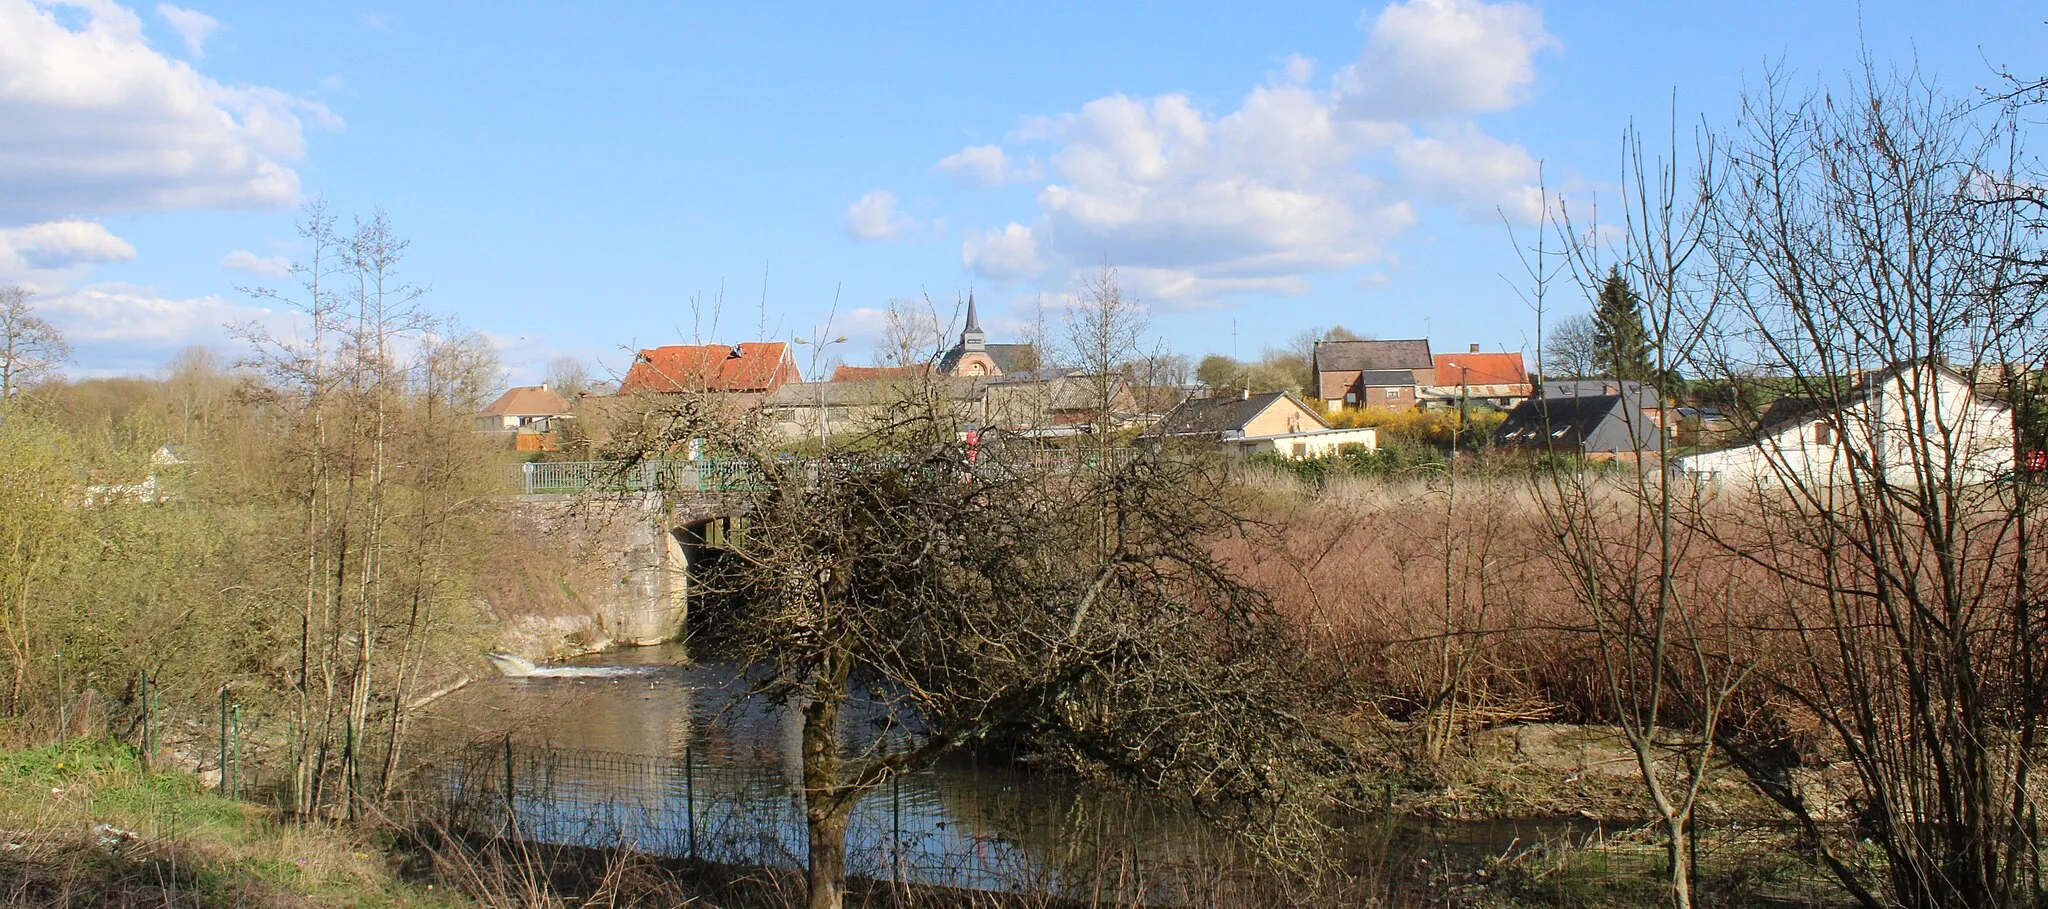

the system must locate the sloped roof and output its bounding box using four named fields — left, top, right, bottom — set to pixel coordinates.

left=1495, top=394, right=1657, bottom=453
left=1313, top=339, right=1433, bottom=372
left=939, top=342, right=1042, bottom=374
left=1356, top=369, right=1420, bottom=387
left=482, top=385, right=572, bottom=417
left=831, top=364, right=930, bottom=382
left=1144, top=391, right=1327, bottom=438
left=763, top=376, right=990, bottom=407
left=1433, top=351, right=1528, bottom=387
left=619, top=342, right=797, bottom=394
